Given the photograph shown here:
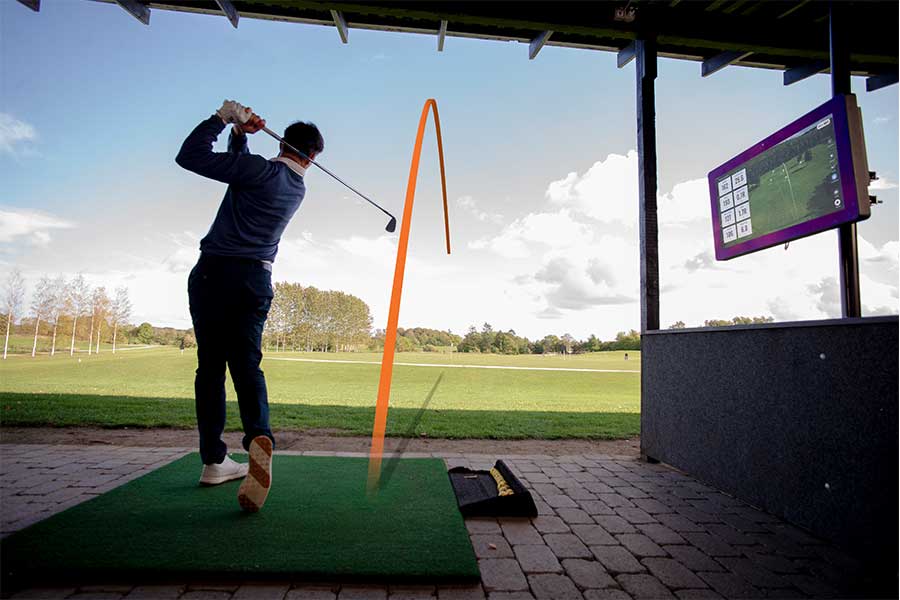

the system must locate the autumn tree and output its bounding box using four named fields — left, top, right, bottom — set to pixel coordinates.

left=91, top=287, right=110, bottom=354
left=2, top=269, right=26, bottom=360
left=68, top=274, right=90, bottom=356
left=30, top=276, right=54, bottom=357
left=110, top=286, right=132, bottom=353
left=48, top=275, right=67, bottom=356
